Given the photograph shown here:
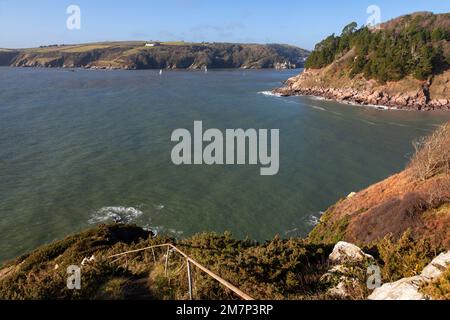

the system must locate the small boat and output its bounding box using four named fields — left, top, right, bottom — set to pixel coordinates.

left=159, top=69, right=163, bottom=75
